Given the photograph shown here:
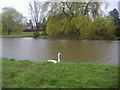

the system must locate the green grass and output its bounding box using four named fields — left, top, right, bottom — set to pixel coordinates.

left=2, top=58, right=119, bottom=88
left=0, top=32, right=33, bottom=38
left=0, top=32, right=44, bottom=38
